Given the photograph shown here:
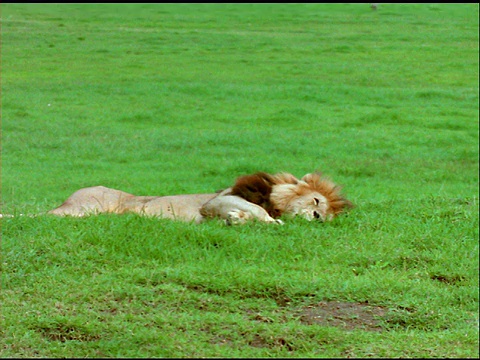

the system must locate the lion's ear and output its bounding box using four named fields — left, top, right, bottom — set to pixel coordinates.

left=301, top=172, right=322, bottom=184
